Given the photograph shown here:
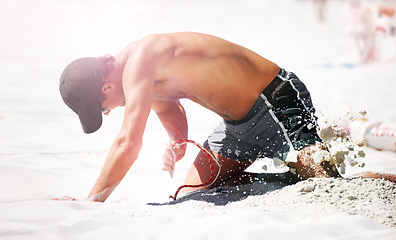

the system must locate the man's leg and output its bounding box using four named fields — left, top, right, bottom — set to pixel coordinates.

left=182, top=144, right=340, bottom=194
left=291, top=149, right=396, bottom=183
left=221, top=145, right=342, bottom=186
left=181, top=149, right=253, bottom=193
